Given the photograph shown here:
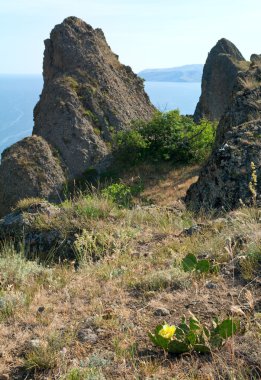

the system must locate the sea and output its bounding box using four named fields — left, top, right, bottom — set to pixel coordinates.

left=0, top=75, right=201, bottom=155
